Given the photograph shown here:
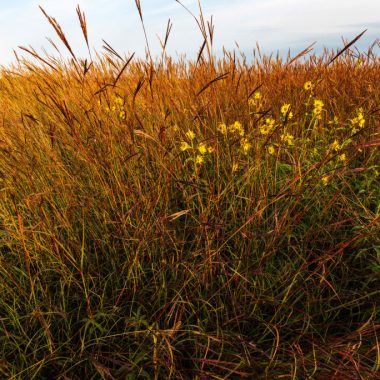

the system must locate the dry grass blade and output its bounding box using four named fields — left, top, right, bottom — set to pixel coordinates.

left=133, top=130, right=158, bottom=143
left=197, top=39, right=207, bottom=65
left=369, top=107, right=380, bottom=116
left=18, top=45, right=57, bottom=71
left=94, top=83, right=113, bottom=96
left=76, top=5, right=90, bottom=57
left=132, top=77, right=146, bottom=129
left=247, top=84, right=263, bottom=100
left=175, top=0, right=203, bottom=37
left=196, top=72, right=230, bottom=96
left=113, top=53, right=135, bottom=87
left=12, top=49, right=20, bottom=63
left=159, top=19, right=173, bottom=51
left=82, top=59, right=93, bottom=76
left=207, top=15, right=214, bottom=46
left=133, top=77, right=145, bottom=103
left=46, top=37, right=61, bottom=55
left=102, top=40, right=124, bottom=62
left=134, top=0, right=143, bottom=22
left=168, top=209, right=191, bottom=221
left=39, top=6, right=77, bottom=62
left=286, top=41, right=316, bottom=66
left=134, top=0, right=152, bottom=63
left=327, top=29, right=367, bottom=65
left=354, top=139, right=380, bottom=149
